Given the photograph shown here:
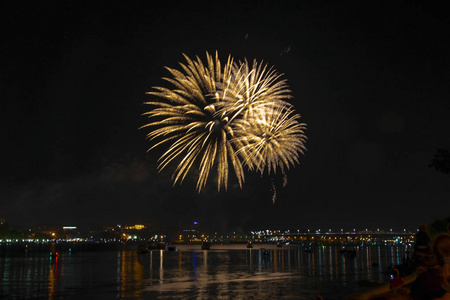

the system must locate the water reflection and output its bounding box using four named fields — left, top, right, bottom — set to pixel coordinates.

left=121, top=249, right=144, bottom=298
left=48, top=255, right=58, bottom=299
left=0, top=244, right=410, bottom=299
